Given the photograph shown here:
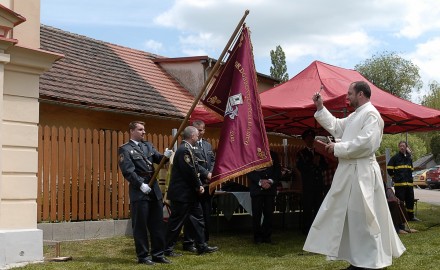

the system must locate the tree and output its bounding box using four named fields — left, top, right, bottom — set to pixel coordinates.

left=431, top=135, right=440, bottom=163
left=422, top=80, right=440, bottom=109
left=355, top=51, right=422, bottom=100
left=416, top=81, right=440, bottom=154
left=377, top=133, right=427, bottom=162
left=270, top=45, right=289, bottom=82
